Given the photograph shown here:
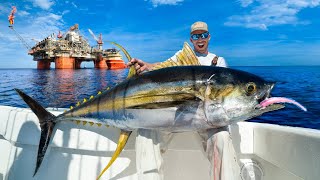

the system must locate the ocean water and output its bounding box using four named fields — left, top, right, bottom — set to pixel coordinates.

left=0, top=66, right=319, bottom=129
